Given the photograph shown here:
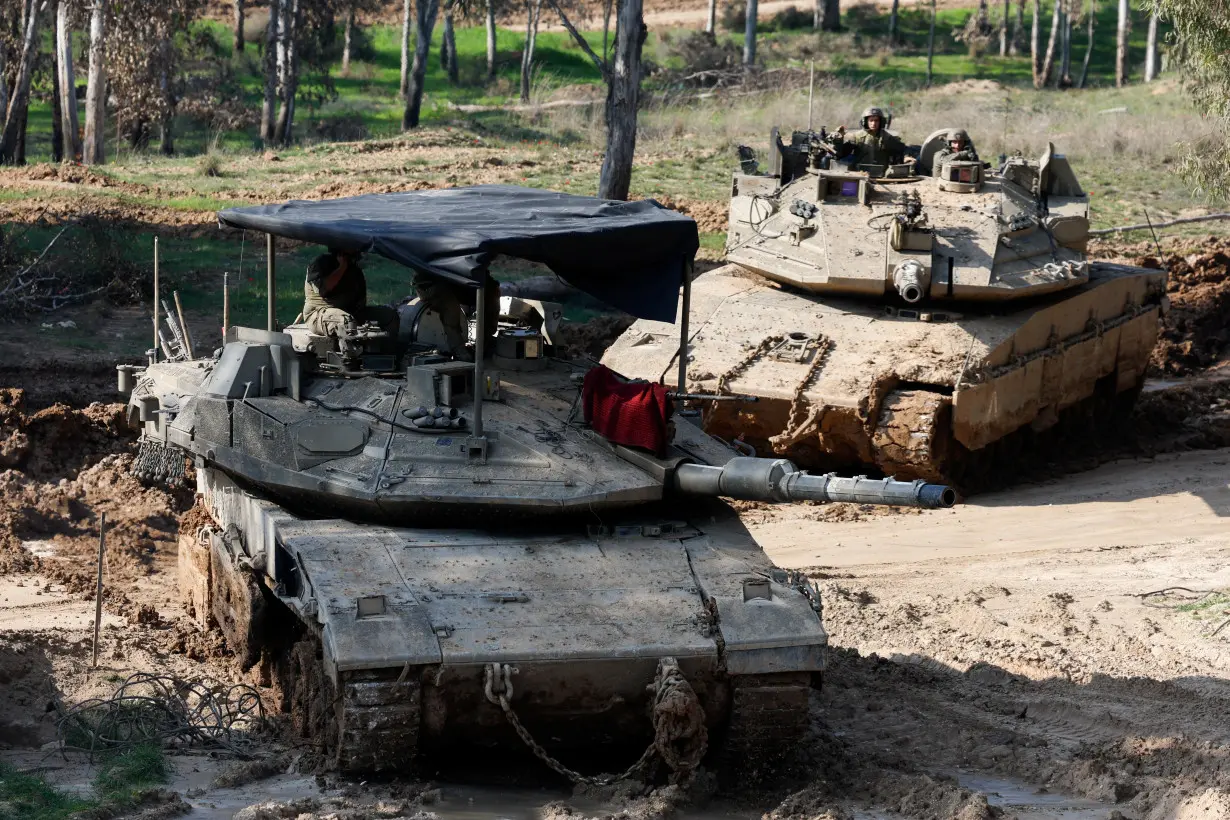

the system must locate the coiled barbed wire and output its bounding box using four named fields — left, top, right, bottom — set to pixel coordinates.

left=54, top=673, right=266, bottom=760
